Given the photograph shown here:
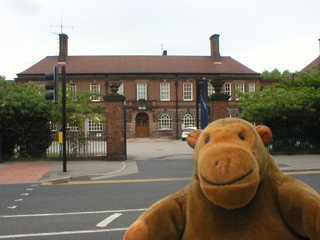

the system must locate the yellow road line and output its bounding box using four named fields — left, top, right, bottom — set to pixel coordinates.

left=41, top=171, right=320, bottom=186
left=285, top=170, right=320, bottom=175
left=41, top=177, right=192, bottom=186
